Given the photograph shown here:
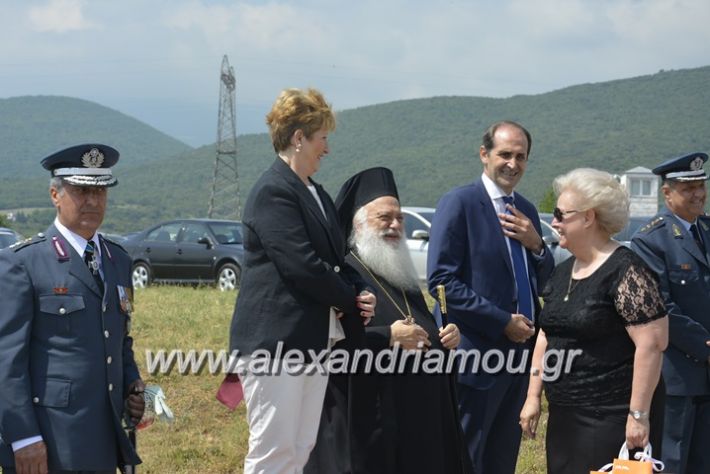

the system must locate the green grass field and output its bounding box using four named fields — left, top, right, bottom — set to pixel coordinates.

left=132, top=286, right=548, bottom=473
